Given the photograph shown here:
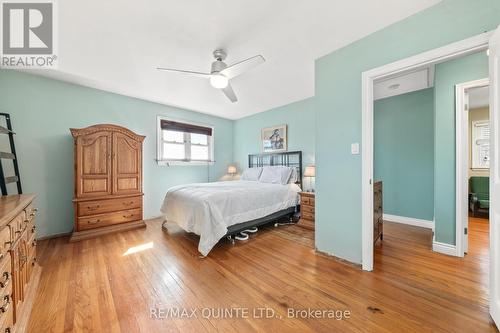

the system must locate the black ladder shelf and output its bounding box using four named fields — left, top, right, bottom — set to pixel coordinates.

left=0, top=113, right=22, bottom=195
